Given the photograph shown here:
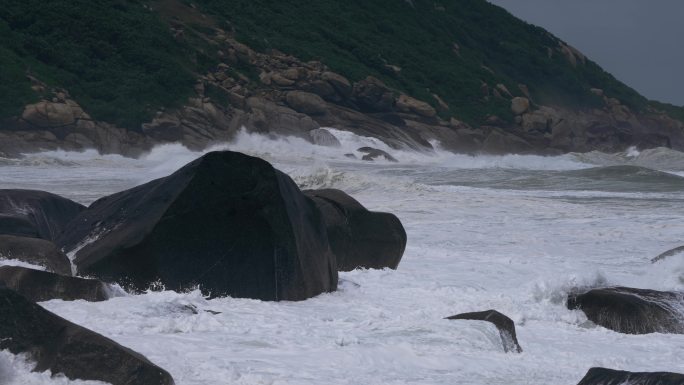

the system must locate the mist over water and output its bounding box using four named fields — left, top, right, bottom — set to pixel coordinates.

left=1, top=128, right=684, bottom=384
